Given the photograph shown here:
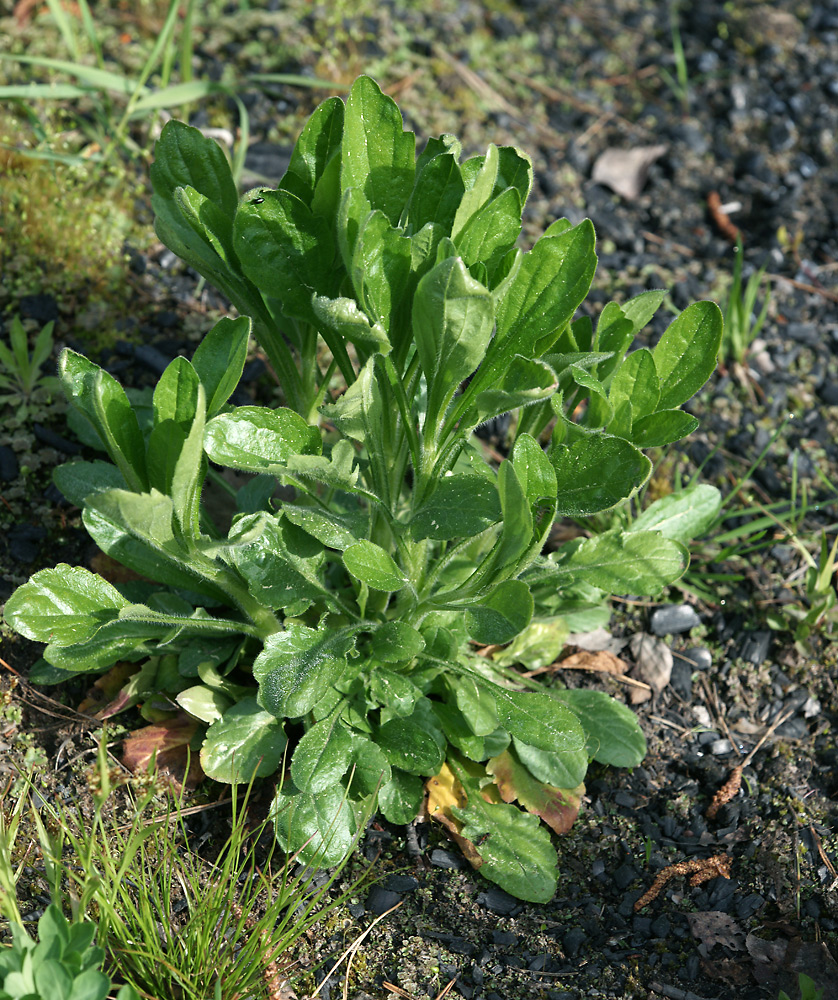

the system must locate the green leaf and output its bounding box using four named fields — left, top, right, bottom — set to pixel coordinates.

left=375, top=717, right=445, bottom=775
left=413, top=255, right=495, bottom=424
left=368, top=668, right=422, bottom=718
left=491, top=620, right=569, bottom=669
left=347, top=735, right=392, bottom=795
left=234, top=187, right=336, bottom=324
left=493, top=688, right=586, bottom=753
left=52, top=460, right=126, bottom=508
left=511, top=738, right=589, bottom=788
left=342, top=75, right=415, bottom=227
left=451, top=144, right=499, bottom=239
left=58, top=349, right=148, bottom=492
left=608, top=348, right=660, bottom=423
left=452, top=761, right=558, bottom=903
left=408, top=152, right=465, bottom=233
left=350, top=210, right=412, bottom=330
left=367, top=621, right=425, bottom=662
left=511, top=433, right=557, bottom=507
left=550, top=530, right=688, bottom=593
left=291, top=715, right=355, bottom=793
left=279, top=96, right=344, bottom=208
left=204, top=406, right=321, bottom=474
left=271, top=781, right=359, bottom=866
left=451, top=675, right=499, bottom=737
left=410, top=474, right=501, bottom=541
left=472, top=356, right=557, bottom=425
left=555, top=689, right=646, bottom=768
left=311, top=295, right=391, bottom=354
left=653, top=301, right=723, bottom=408
left=192, top=316, right=251, bottom=417
left=629, top=483, right=721, bottom=543
left=378, top=769, right=424, bottom=824
left=4, top=565, right=128, bottom=645
left=630, top=409, right=699, bottom=447
left=453, top=186, right=522, bottom=267
left=343, top=540, right=407, bottom=591
left=464, top=579, right=534, bottom=644
left=254, top=624, right=356, bottom=718
left=488, top=220, right=596, bottom=367
left=552, top=436, right=650, bottom=516
left=151, top=119, right=239, bottom=221
left=282, top=498, right=369, bottom=551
